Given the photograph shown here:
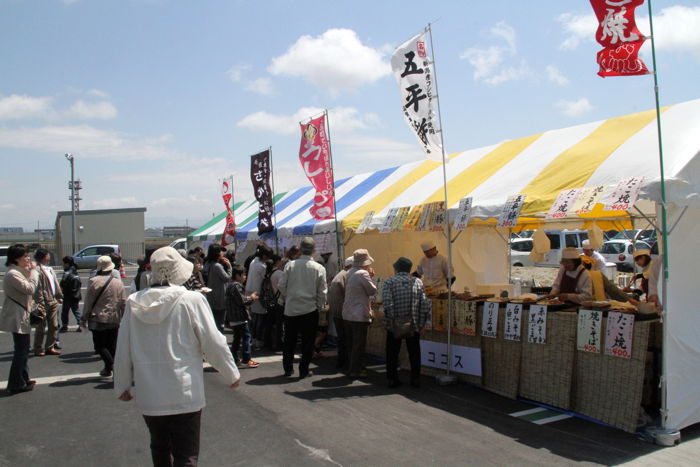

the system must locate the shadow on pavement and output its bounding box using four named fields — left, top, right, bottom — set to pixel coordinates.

left=59, top=351, right=100, bottom=364
left=246, top=375, right=300, bottom=386
left=49, top=376, right=111, bottom=389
